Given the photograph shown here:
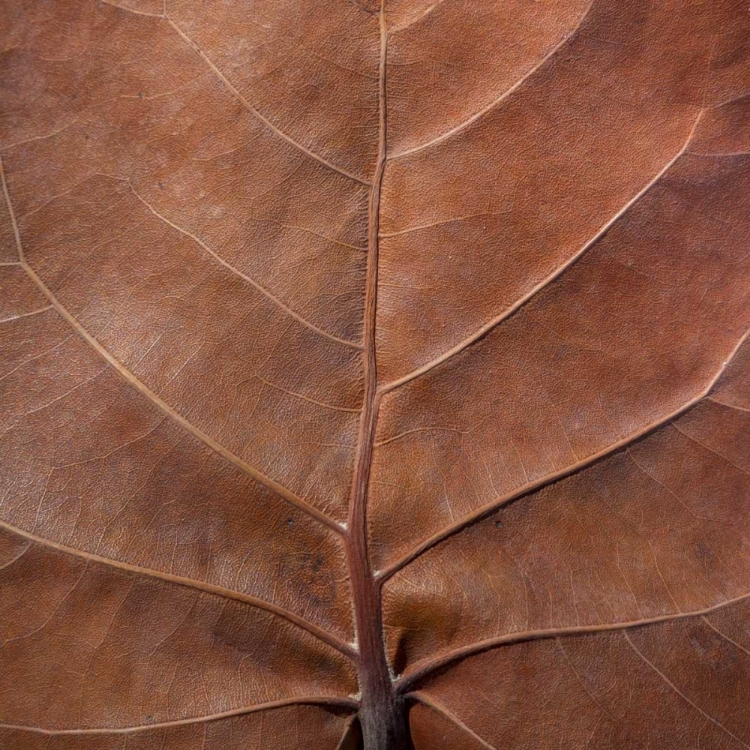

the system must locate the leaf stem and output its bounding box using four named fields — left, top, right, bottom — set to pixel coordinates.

left=345, top=3, right=410, bottom=748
